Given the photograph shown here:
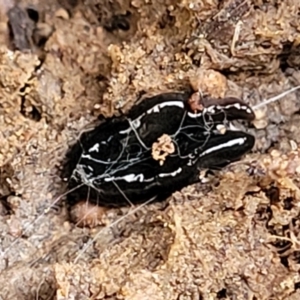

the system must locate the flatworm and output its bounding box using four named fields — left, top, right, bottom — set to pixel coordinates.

left=64, top=92, right=255, bottom=207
